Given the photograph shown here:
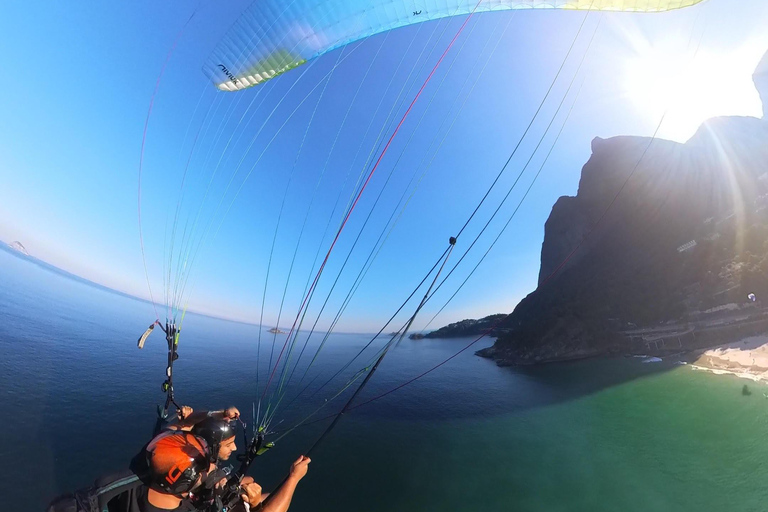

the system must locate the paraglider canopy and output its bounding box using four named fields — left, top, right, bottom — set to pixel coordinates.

left=204, top=0, right=707, bottom=91
left=748, top=293, right=756, bottom=302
